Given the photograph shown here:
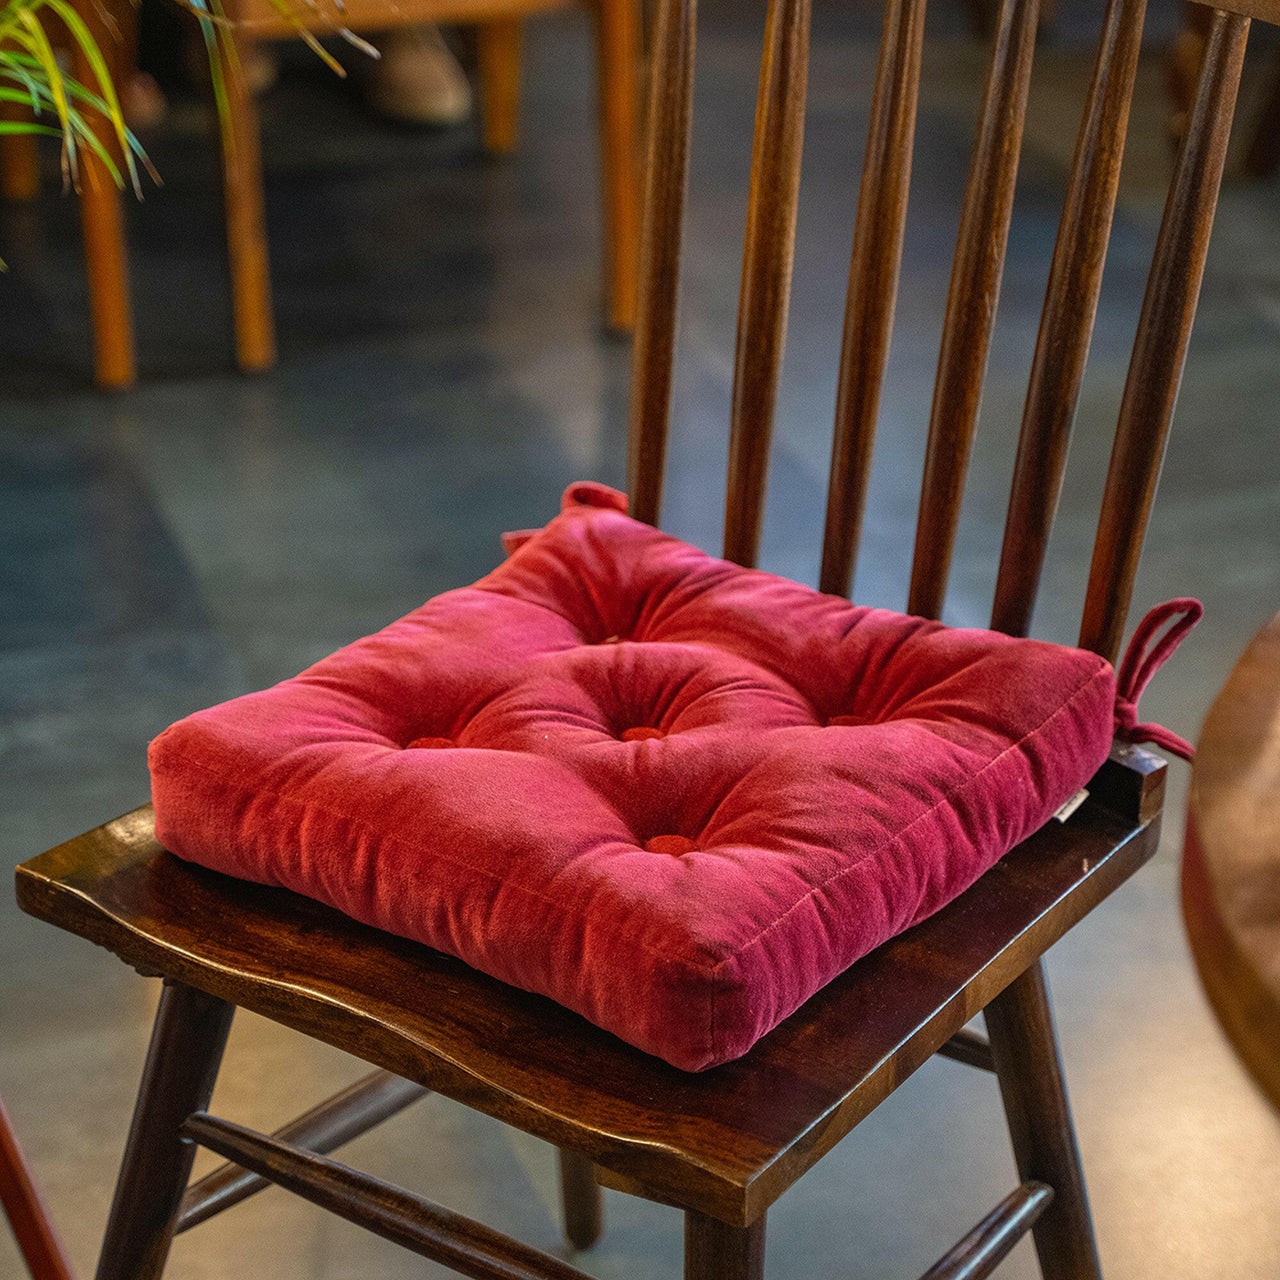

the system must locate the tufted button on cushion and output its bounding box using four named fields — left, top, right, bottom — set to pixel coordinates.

left=150, top=481, right=1118, bottom=1071
left=646, top=835, right=698, bottom=856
